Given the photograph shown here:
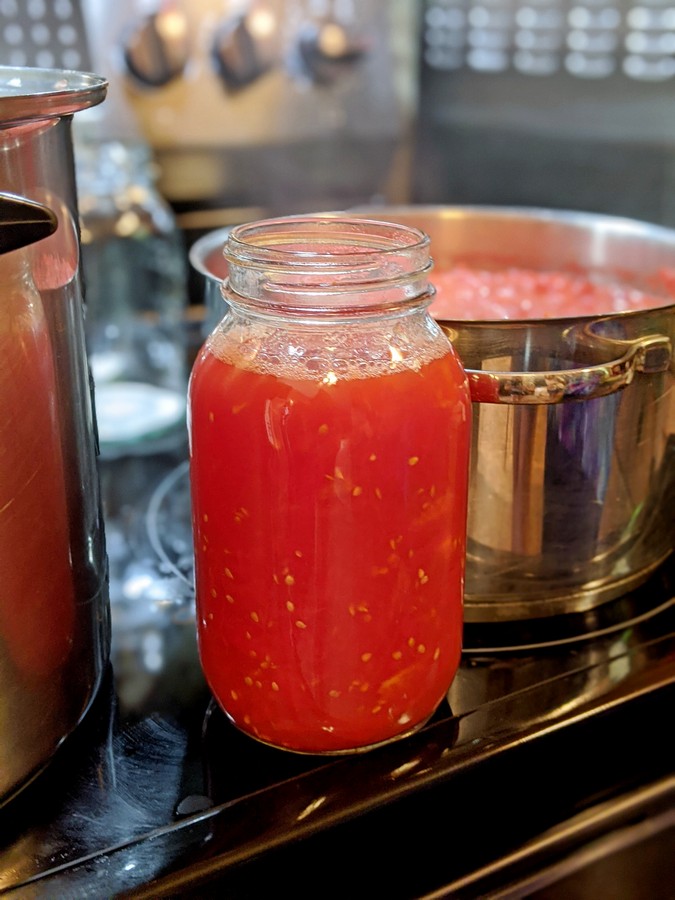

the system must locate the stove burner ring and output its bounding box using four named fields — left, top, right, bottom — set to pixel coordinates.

left=145, top=459, right=193, bottom=589
left=145, top=461, right=675, bottom=657
left=463, top=594, right=675, bottom=654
